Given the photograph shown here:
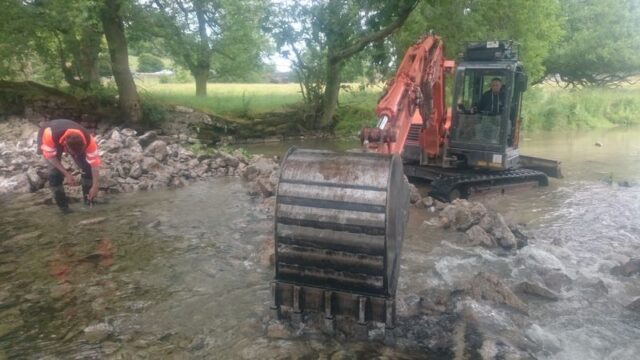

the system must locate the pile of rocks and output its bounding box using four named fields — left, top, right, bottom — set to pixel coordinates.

left=435, top=199, right=528, bottom=250
left=0, top=117, right=280, bottom=201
